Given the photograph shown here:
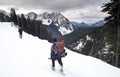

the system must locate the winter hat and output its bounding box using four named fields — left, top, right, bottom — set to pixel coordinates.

left=53, top=38, right=57, bottom=42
